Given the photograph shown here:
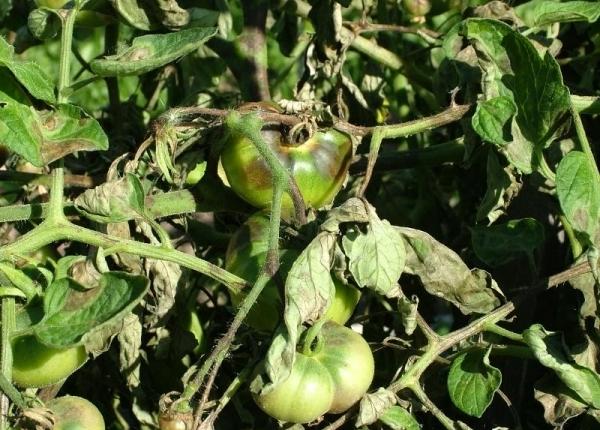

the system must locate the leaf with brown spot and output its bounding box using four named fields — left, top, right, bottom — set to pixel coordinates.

left=0, top=102, right=108, bottom=167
